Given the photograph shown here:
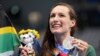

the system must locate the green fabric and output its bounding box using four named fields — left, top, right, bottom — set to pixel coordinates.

left=0, top=33, right=20, bottom=53
left=86, top=45, right=96, bottom=56
left=0, top=27, right=20, bottom=56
